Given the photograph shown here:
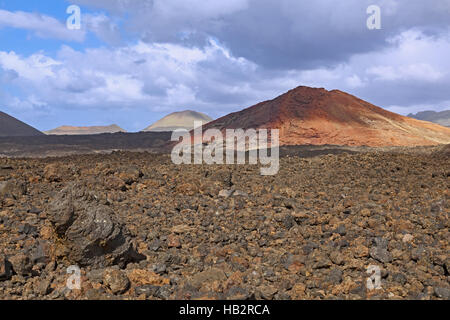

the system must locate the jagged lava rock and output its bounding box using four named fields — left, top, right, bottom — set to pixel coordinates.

left=46, top=183, right=144, bottom=268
